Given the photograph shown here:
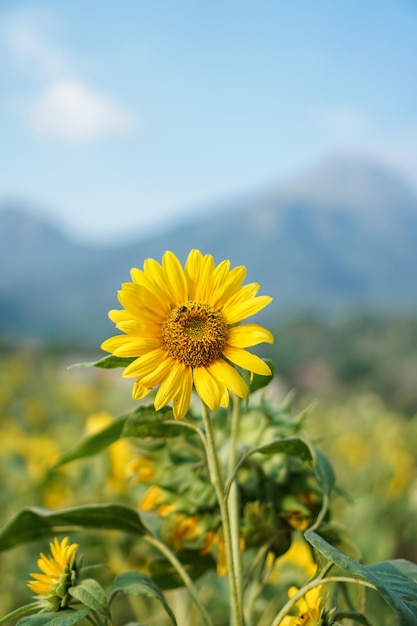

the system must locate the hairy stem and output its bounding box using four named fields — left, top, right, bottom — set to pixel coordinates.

left=144, top=534, right=214, bottom=626
left=228, top=395, right=244, bottom=616
left=201, top=403, right=243, bottom=626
